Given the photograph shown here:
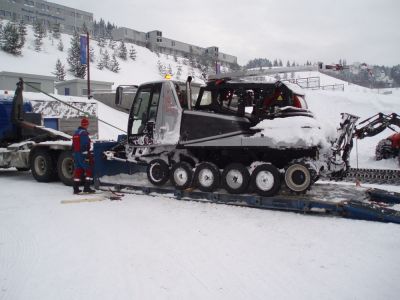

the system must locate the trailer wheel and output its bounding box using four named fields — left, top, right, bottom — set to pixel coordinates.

left=147, top=159, right=169, bottom=186
left=222, top=163, right=250, bottom=194
left=194, top=162, right=220, bottom=192
left=57, top=151, right=74, bottom=186
left=284, top=163, right=311, bottom=193
left=250, top=164, right=281, bottom=197
left=170, top=162, right=193, bottom=190
left=30, top=149, right=57, bottom=182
